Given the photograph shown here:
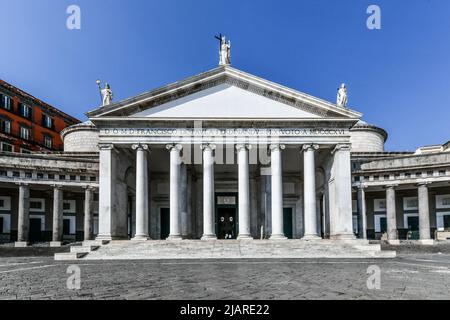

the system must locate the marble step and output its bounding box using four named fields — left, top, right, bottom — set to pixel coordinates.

left=54, top=252, right=88, bottom=261
left=59, top=239, right=395, bottom=260
left=70, top=245, right=100, bottom=253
